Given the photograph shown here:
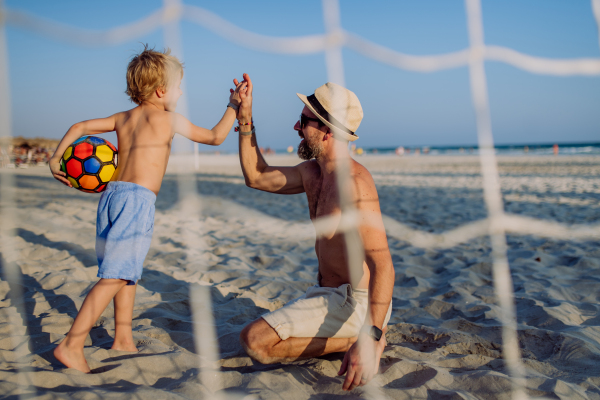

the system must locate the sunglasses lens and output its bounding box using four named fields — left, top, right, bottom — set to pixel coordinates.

left=300, top=114, right=321, bottom=128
